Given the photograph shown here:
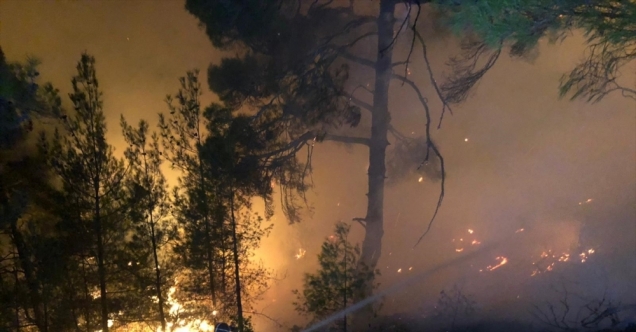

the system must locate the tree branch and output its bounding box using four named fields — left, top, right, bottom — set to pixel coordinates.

left=413, top=30, right=454, bottom=128
left=324, top=134, right=370, bottom=146
left=343, top=92, right=373, bottom=113
left=390, top=74, right=446, bottom=247
left=339, top=51, right=375, bottom=69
